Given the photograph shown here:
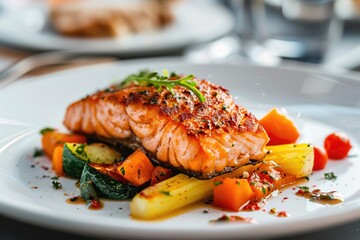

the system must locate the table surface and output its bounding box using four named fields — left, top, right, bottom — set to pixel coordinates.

left=0, top=208, right=360, bottom=240
left=1, top=11, right=360, bottom=240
